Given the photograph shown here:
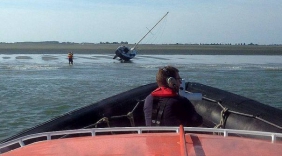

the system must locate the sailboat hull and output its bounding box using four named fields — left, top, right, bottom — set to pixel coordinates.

left=113, top=46, right=136, bottom=61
